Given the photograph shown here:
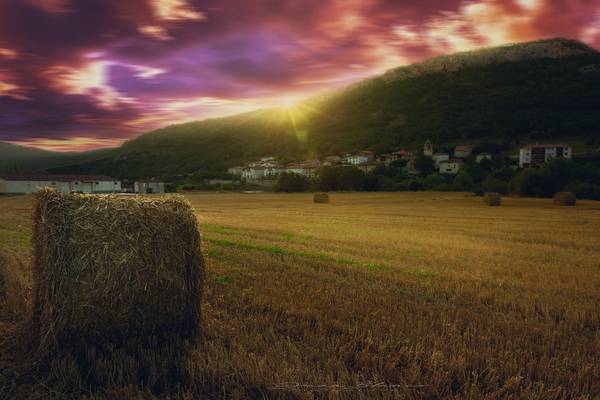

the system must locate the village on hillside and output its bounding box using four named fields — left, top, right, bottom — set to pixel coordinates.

left=226, top=141, right=573, bottom=182
left=0, top=141, right=579, bottom=195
